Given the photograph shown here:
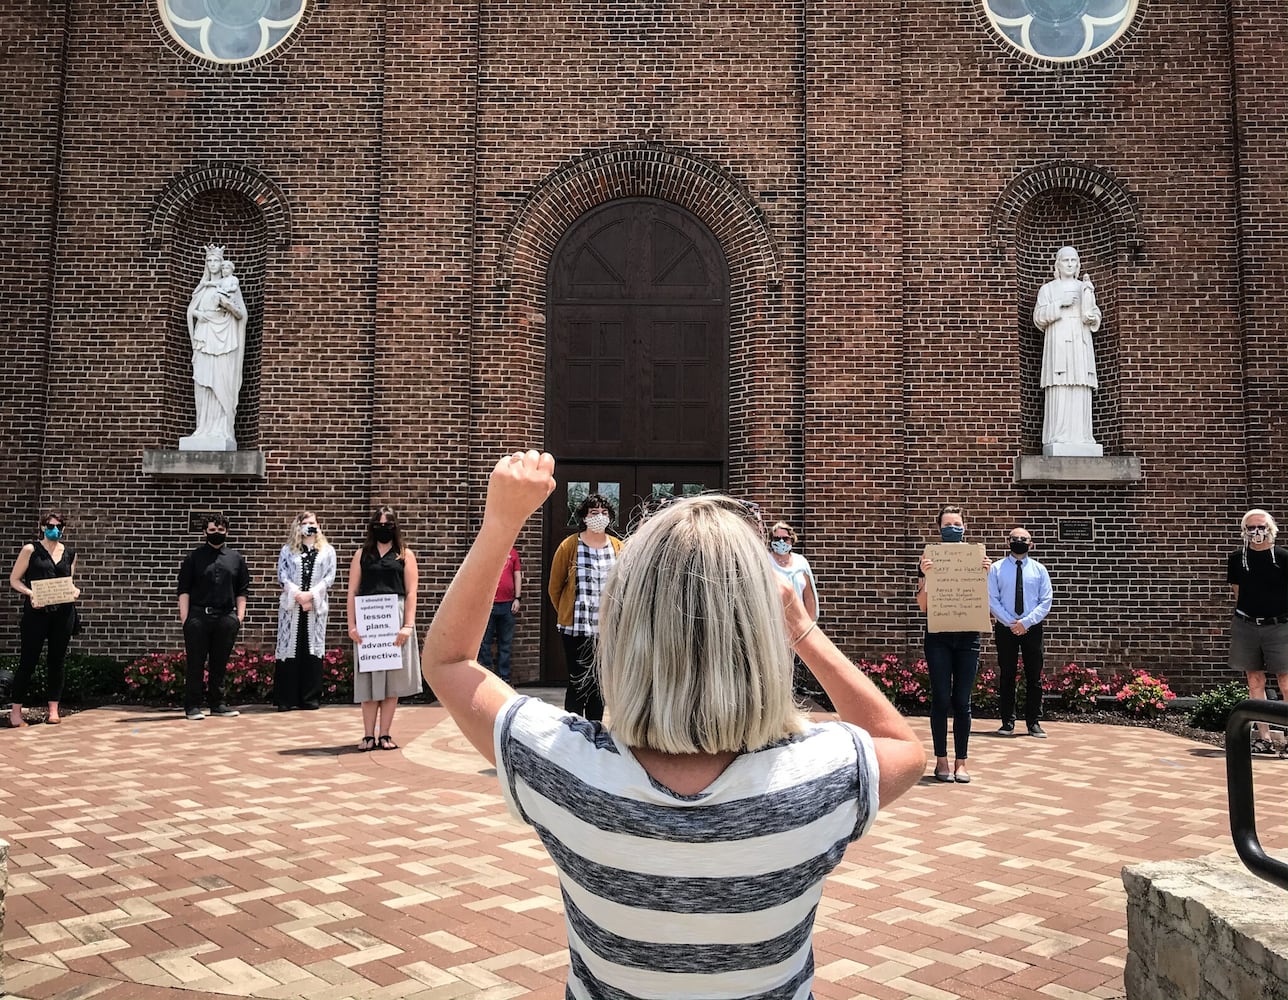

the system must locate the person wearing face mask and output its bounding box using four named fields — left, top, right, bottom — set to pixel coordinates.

left=274, top=511, right=337, bottom=712
left=7, top=511, right=81, bottom=727
left=769, top=522, right=819, bottom=622
left=548, top=493, right=622, bottom=721
left=916, top=505, right=991, bottom=783
left=347, top=506, right=422, bottom=750
left=987, top=527, right=1053, bottom=739
left=1228, top=508, right=1288, bottom=754
left=177, top=515, right=251, bottom=721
